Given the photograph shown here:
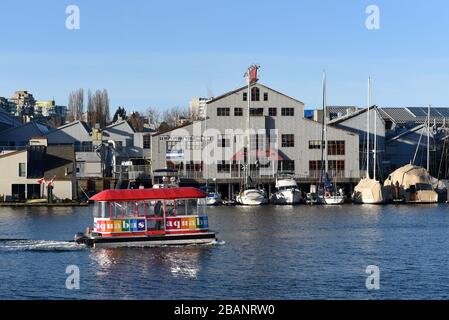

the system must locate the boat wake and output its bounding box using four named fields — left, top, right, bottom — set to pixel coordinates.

left=0, top=239, right=86, bottom=252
